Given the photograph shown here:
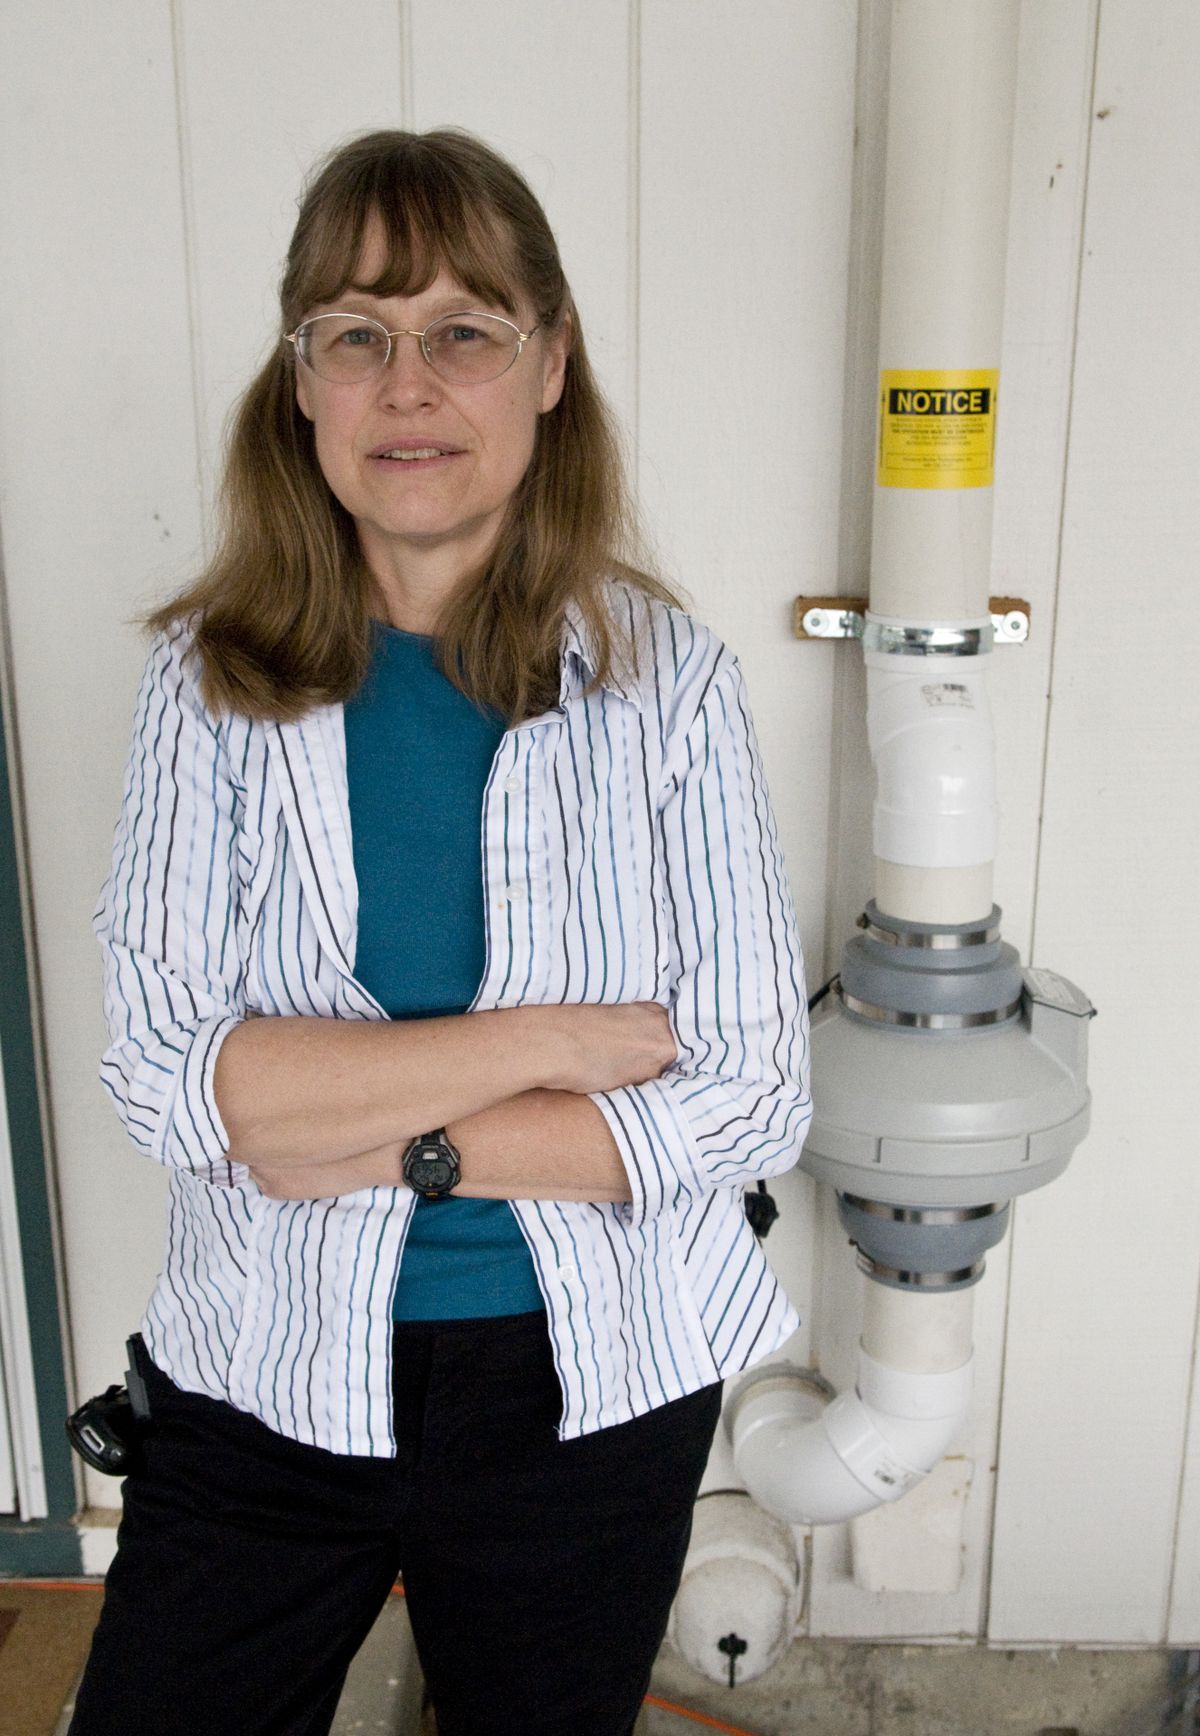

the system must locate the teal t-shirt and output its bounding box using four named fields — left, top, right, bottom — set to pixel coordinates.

left=343, top=620, right=545, bottom=1321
